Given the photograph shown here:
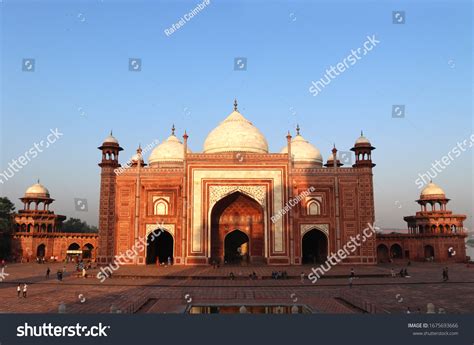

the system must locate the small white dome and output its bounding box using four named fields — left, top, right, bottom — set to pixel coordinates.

left=203, top=104, right=269, bottom=154
left=280, top=134, right=323, bottom=165
left=103, top=132, right=119, bottom=144
left=421, top=182, right=445, bottom=198
left=25, top=182, right=50, bottom=198
left=149, top=134, right=191, bottom=163
left=355, top=131, right=371, bottom=145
